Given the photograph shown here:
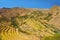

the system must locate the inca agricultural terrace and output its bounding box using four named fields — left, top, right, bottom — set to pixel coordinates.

left=0, top=6, right=60, bottom=40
